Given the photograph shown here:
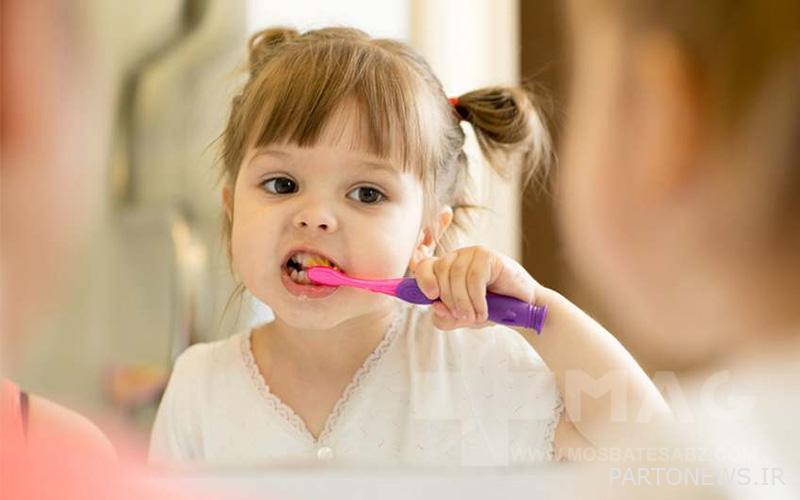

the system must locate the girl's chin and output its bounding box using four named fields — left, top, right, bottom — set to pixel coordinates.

left=264, top=292, right=397, bottom=332
left=270, top=305, right=355, bottom=331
